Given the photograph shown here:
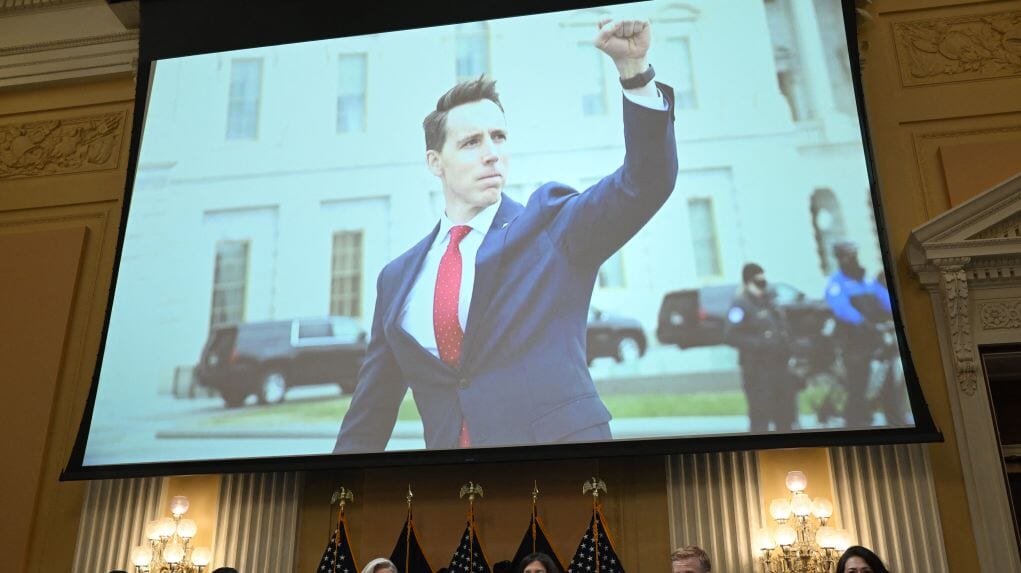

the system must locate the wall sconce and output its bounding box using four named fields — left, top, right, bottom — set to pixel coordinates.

left=129, top=496, right=212, bottom=572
